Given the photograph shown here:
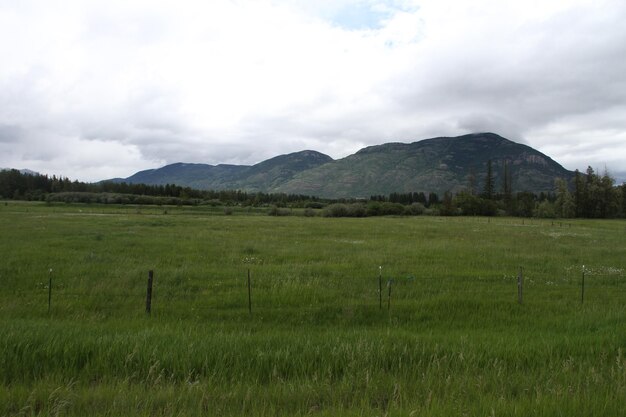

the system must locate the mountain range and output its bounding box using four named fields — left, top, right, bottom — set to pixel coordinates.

left=111, top=133, right=575, bottom=198
left=1, top=168, right=40, bottom=176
